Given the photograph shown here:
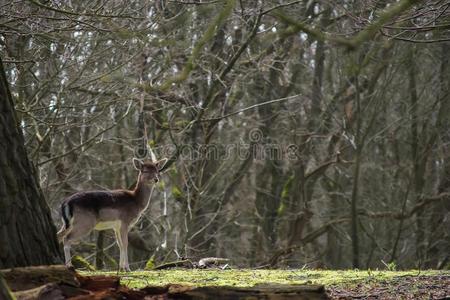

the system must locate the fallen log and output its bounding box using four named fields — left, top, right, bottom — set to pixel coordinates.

left=13, top=283, right=62, bottom=300
left=0, top=265, right=79, bottom=292
left=0, top=265, right=329, bottom=299
left=0, top=275, right=15, bottom=300
left=198, top=257, right=230, bottom=268
left=154, top=260, right=194, bottom=270
left=75, top=274, right=120, bottom=291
